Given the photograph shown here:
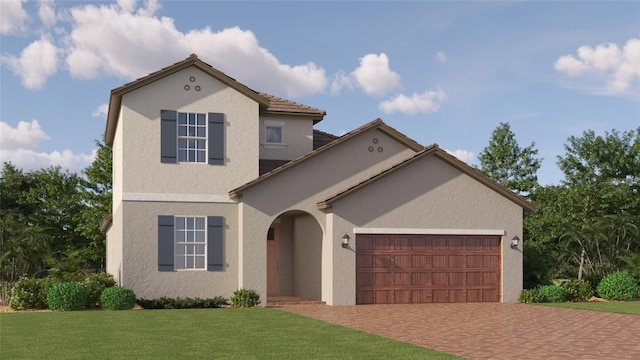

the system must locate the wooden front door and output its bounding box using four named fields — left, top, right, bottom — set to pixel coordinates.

left=267, top=223, right=280, bottom=295
left=356, top=234, right=501, bottom=304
